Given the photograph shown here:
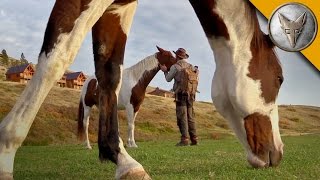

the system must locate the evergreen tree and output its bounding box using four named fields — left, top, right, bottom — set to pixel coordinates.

left=1, top=49, right=9, bottom=66
left=20, top=53, right=28, bottom=64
